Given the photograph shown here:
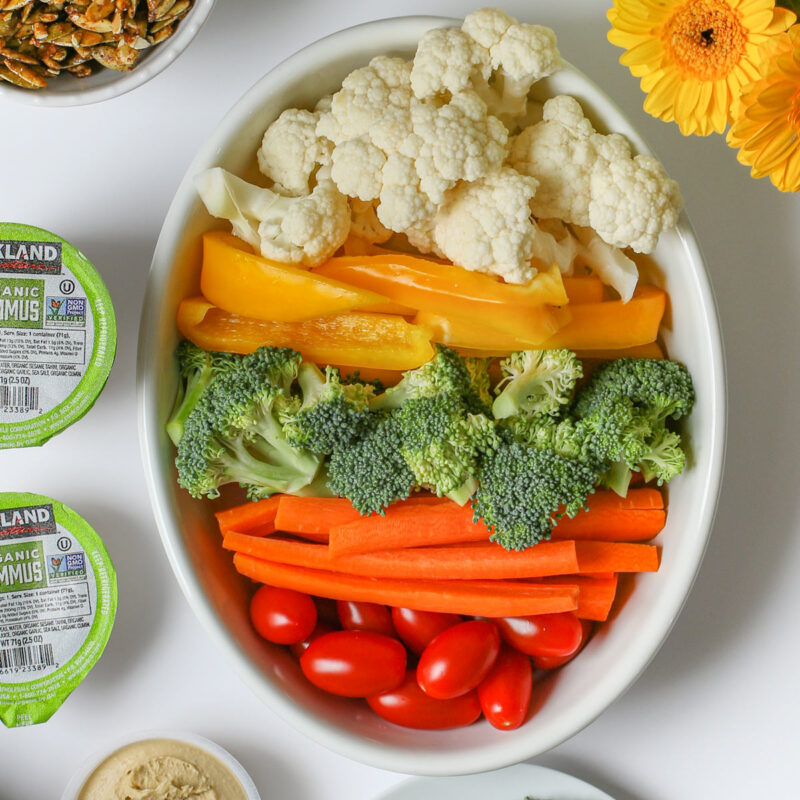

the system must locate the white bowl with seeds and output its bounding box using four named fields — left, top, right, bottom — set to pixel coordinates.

left=0, top=0, right=215, bottom=106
